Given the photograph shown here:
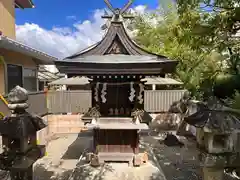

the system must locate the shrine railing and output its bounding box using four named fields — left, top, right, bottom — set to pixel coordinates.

left=144, top=90, right=187, bottom=113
